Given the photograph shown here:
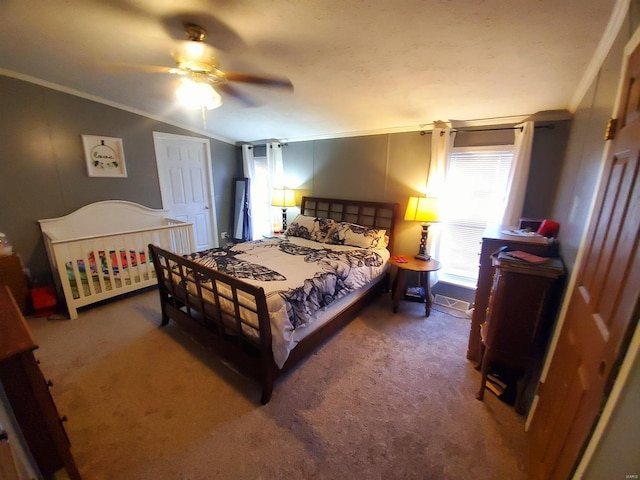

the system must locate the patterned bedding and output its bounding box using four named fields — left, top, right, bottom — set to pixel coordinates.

left=186, top=236, right=390, bottom=367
